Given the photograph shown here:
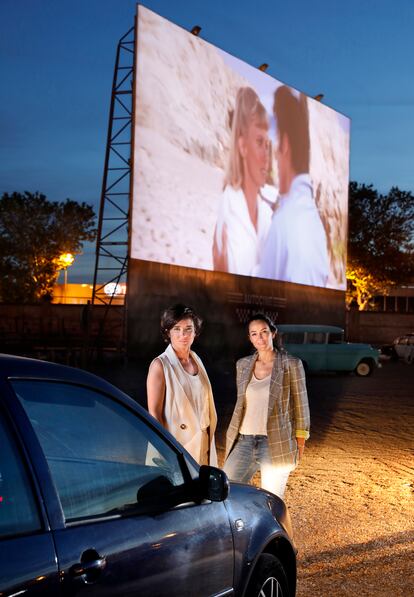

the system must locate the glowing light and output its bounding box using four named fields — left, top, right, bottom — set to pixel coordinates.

left=55, top=252, right=75, bottom=269
left=104, top=282, right=125, bottom=296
